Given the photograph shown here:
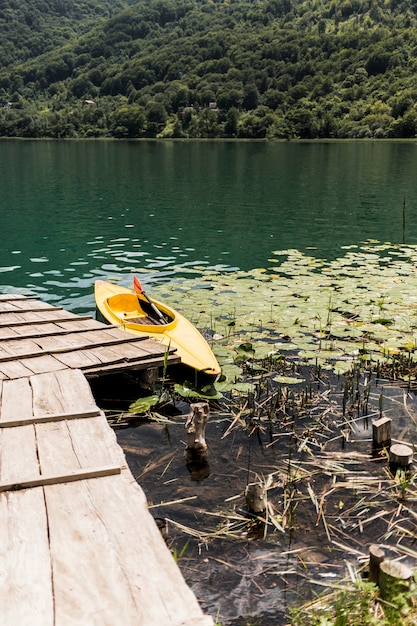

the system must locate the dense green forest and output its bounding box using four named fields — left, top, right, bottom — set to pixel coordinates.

left=2, top=0, right=417, bottom=139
